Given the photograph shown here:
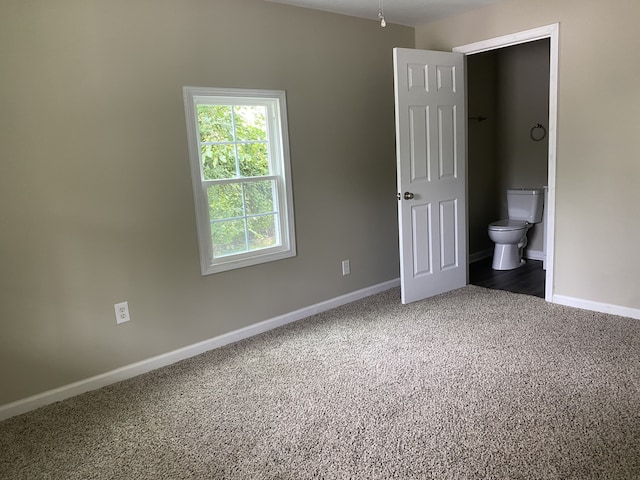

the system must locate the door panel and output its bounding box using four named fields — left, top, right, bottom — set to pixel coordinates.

left=409, top=106, right=429, bottom=182
left=440, top=199, right=458, bottom=270
left=411, top=204, right=432, bottom=276
left=393, top=48, right=467, bottom=304
left=438, top=106, right=456, bottom=178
